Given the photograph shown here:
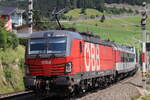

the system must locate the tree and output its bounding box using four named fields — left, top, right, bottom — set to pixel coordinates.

left=94, top=0, right=105, bottom=12
left=0, top=19, right=7, bottom=50
left=100, top=14, right=106, bottom=23
left=33, top=10, right=57, bottom=30
left=7, top=33, right=19, bottom=49
left=0, top=29, right=8, bottom=50
left=0, top=19, right=4, bottom=29
left=0, top=19, right=19, bottom=50
left=80, top=8, right=86, bottom=14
